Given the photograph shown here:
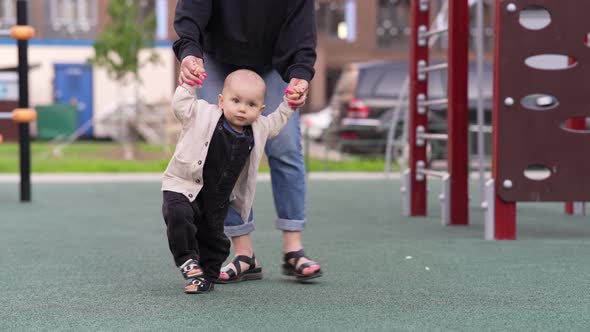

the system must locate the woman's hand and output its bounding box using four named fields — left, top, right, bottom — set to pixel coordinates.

left=178, top=55, right=208, bottom=86
left=285, top=78, right=309, bottom=109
